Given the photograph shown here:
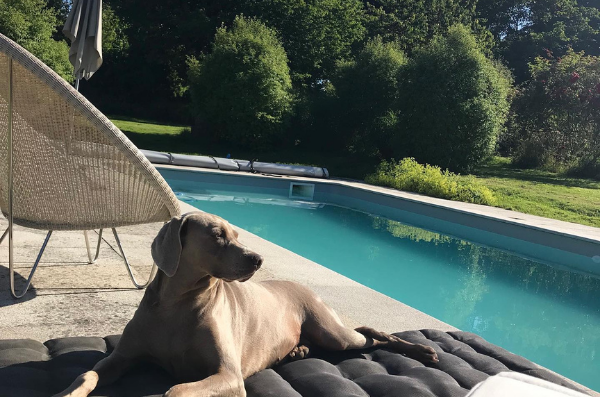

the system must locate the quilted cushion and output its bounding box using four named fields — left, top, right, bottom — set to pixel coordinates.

left=0, top=330, right=588, bottom=397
